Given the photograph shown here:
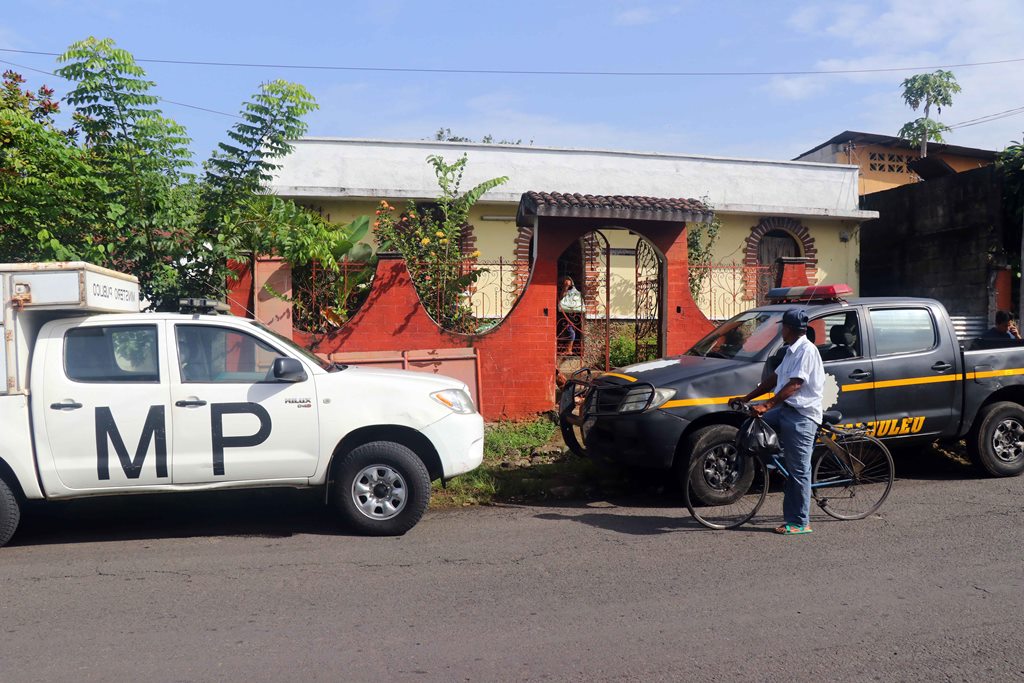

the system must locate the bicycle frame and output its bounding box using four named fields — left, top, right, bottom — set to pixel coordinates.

left=763, top=428, right=857, bottom=489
